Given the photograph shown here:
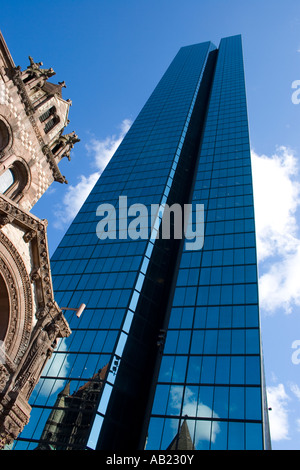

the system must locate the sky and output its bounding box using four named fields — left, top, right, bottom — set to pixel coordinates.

left=1, top=0, right=300, bottom=450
